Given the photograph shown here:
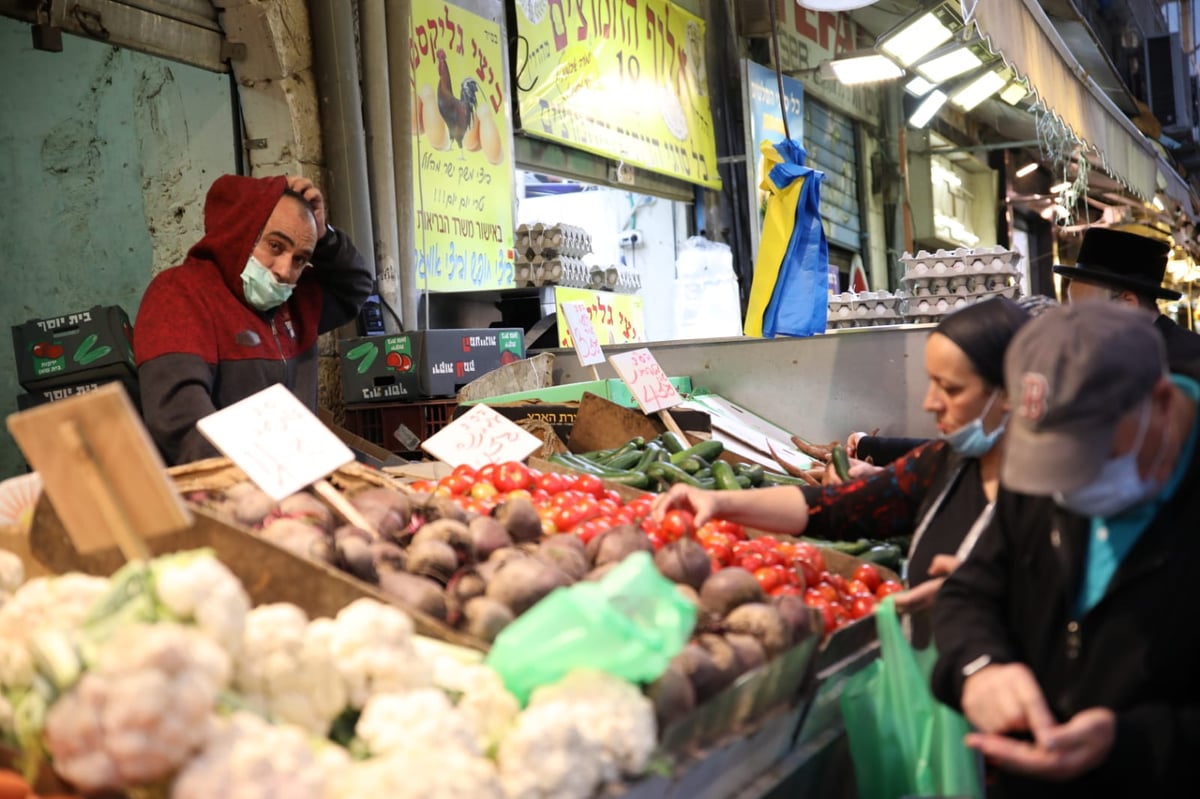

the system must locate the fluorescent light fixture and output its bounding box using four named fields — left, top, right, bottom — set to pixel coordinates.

left=1016, top=162, right=1038, bottom=178
left=999, top=79, right=1029, bottom=105
left=822, top=52, right=905, bottom=85
left=878, top=4, right=960, bottom=67
left=906, top=75, right=937, bottom=96
left=950, top=68, right=1009, bottom=111
left=1050, top=181, right=1071, bottom=193
left=1153, top=195, right=1165, bottom=211
left=915, top=46, right=983, bottom=84
left=909, top=90, right=948, bottom=128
